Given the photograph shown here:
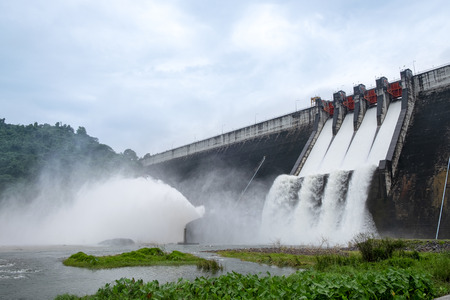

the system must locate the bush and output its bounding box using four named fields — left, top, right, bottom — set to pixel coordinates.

left=431, top=252, right=450, bottom=282
left=353, top=234, right=405, bottom=262
left=196, top=259, right=223, bottom=273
